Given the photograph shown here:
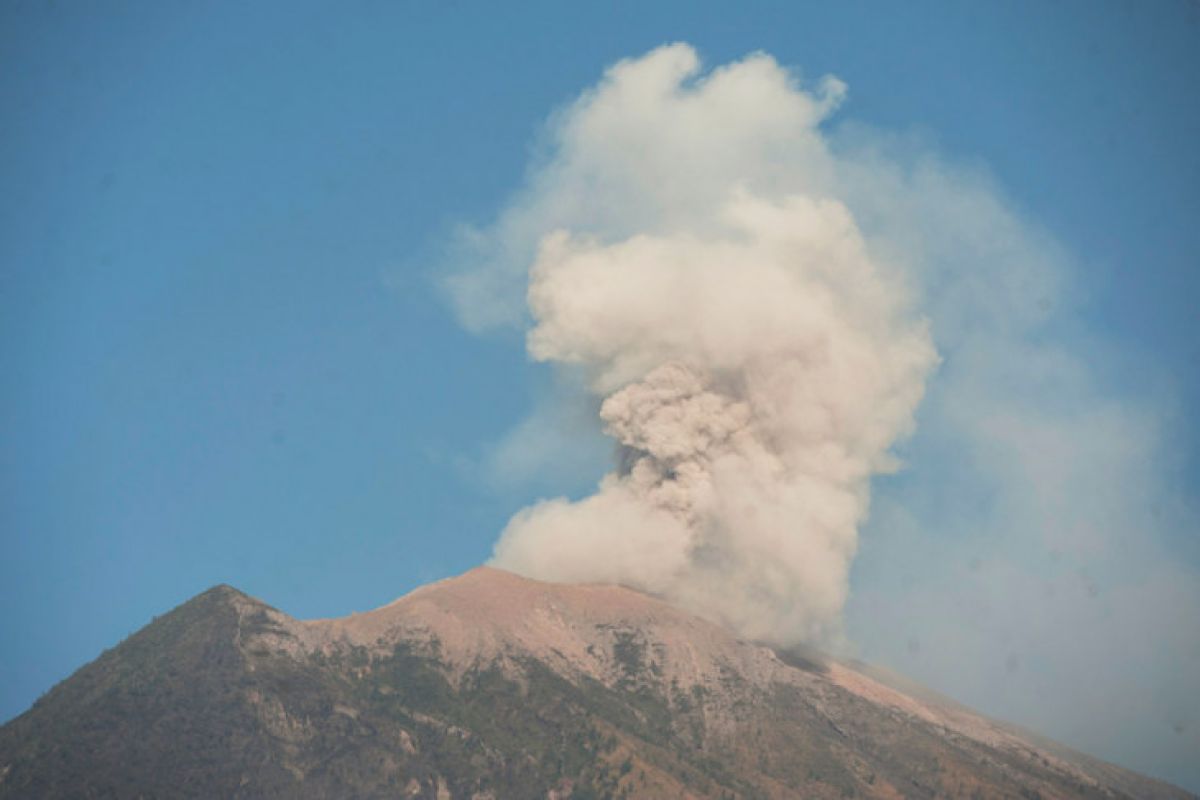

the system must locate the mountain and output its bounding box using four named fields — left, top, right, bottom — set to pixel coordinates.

left=0, top=567, right=1191, bottom=799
